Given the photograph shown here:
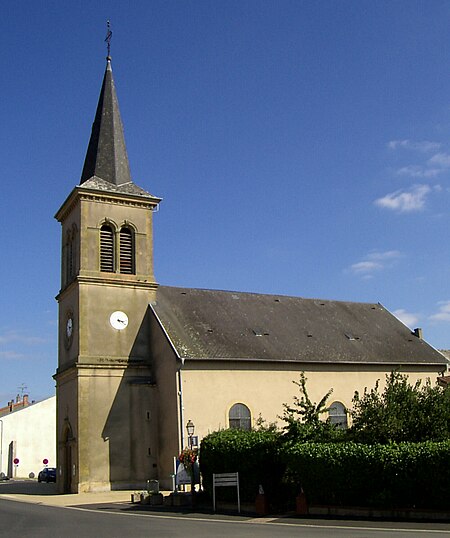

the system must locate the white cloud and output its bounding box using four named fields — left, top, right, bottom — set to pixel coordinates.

left=0, top=330, right=47, bottom=346
left=427, top=152, right=450, bottom=168
left=367, top=250, right=402, bottom=261
left=350, top=261, right=382, bottom=276
left=429, top=301, right=450, bottom=322
left=0, top=351, right=26, bottom=360
left=396, top=165, right=442, bottom=178
left=393, top=309, right=419, bottom=328
left=374, top=184, right=431, bottom=212
left=348, top=250, right=402, bottom=278
left=0, top=330, right=49, bottom=362
left=388, top=140, right=441, bottom=153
